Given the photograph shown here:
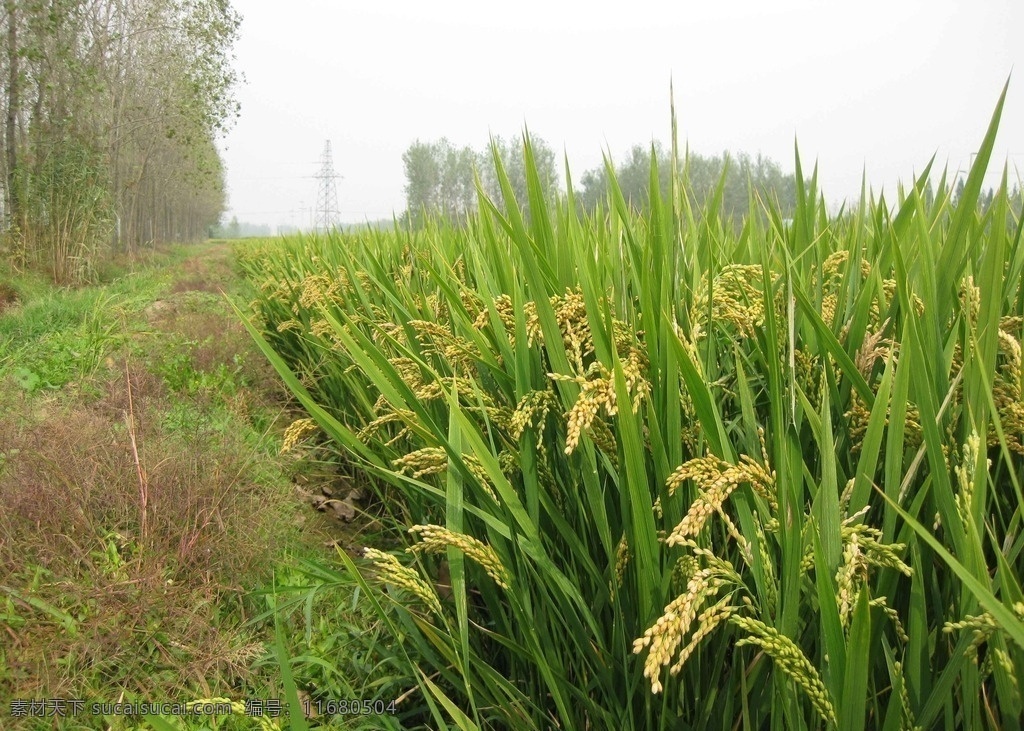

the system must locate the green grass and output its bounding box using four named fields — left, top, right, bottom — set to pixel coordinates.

left=237, top=89, right=1024, bottom=729
left=0, top=246, right=191, bottom=390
